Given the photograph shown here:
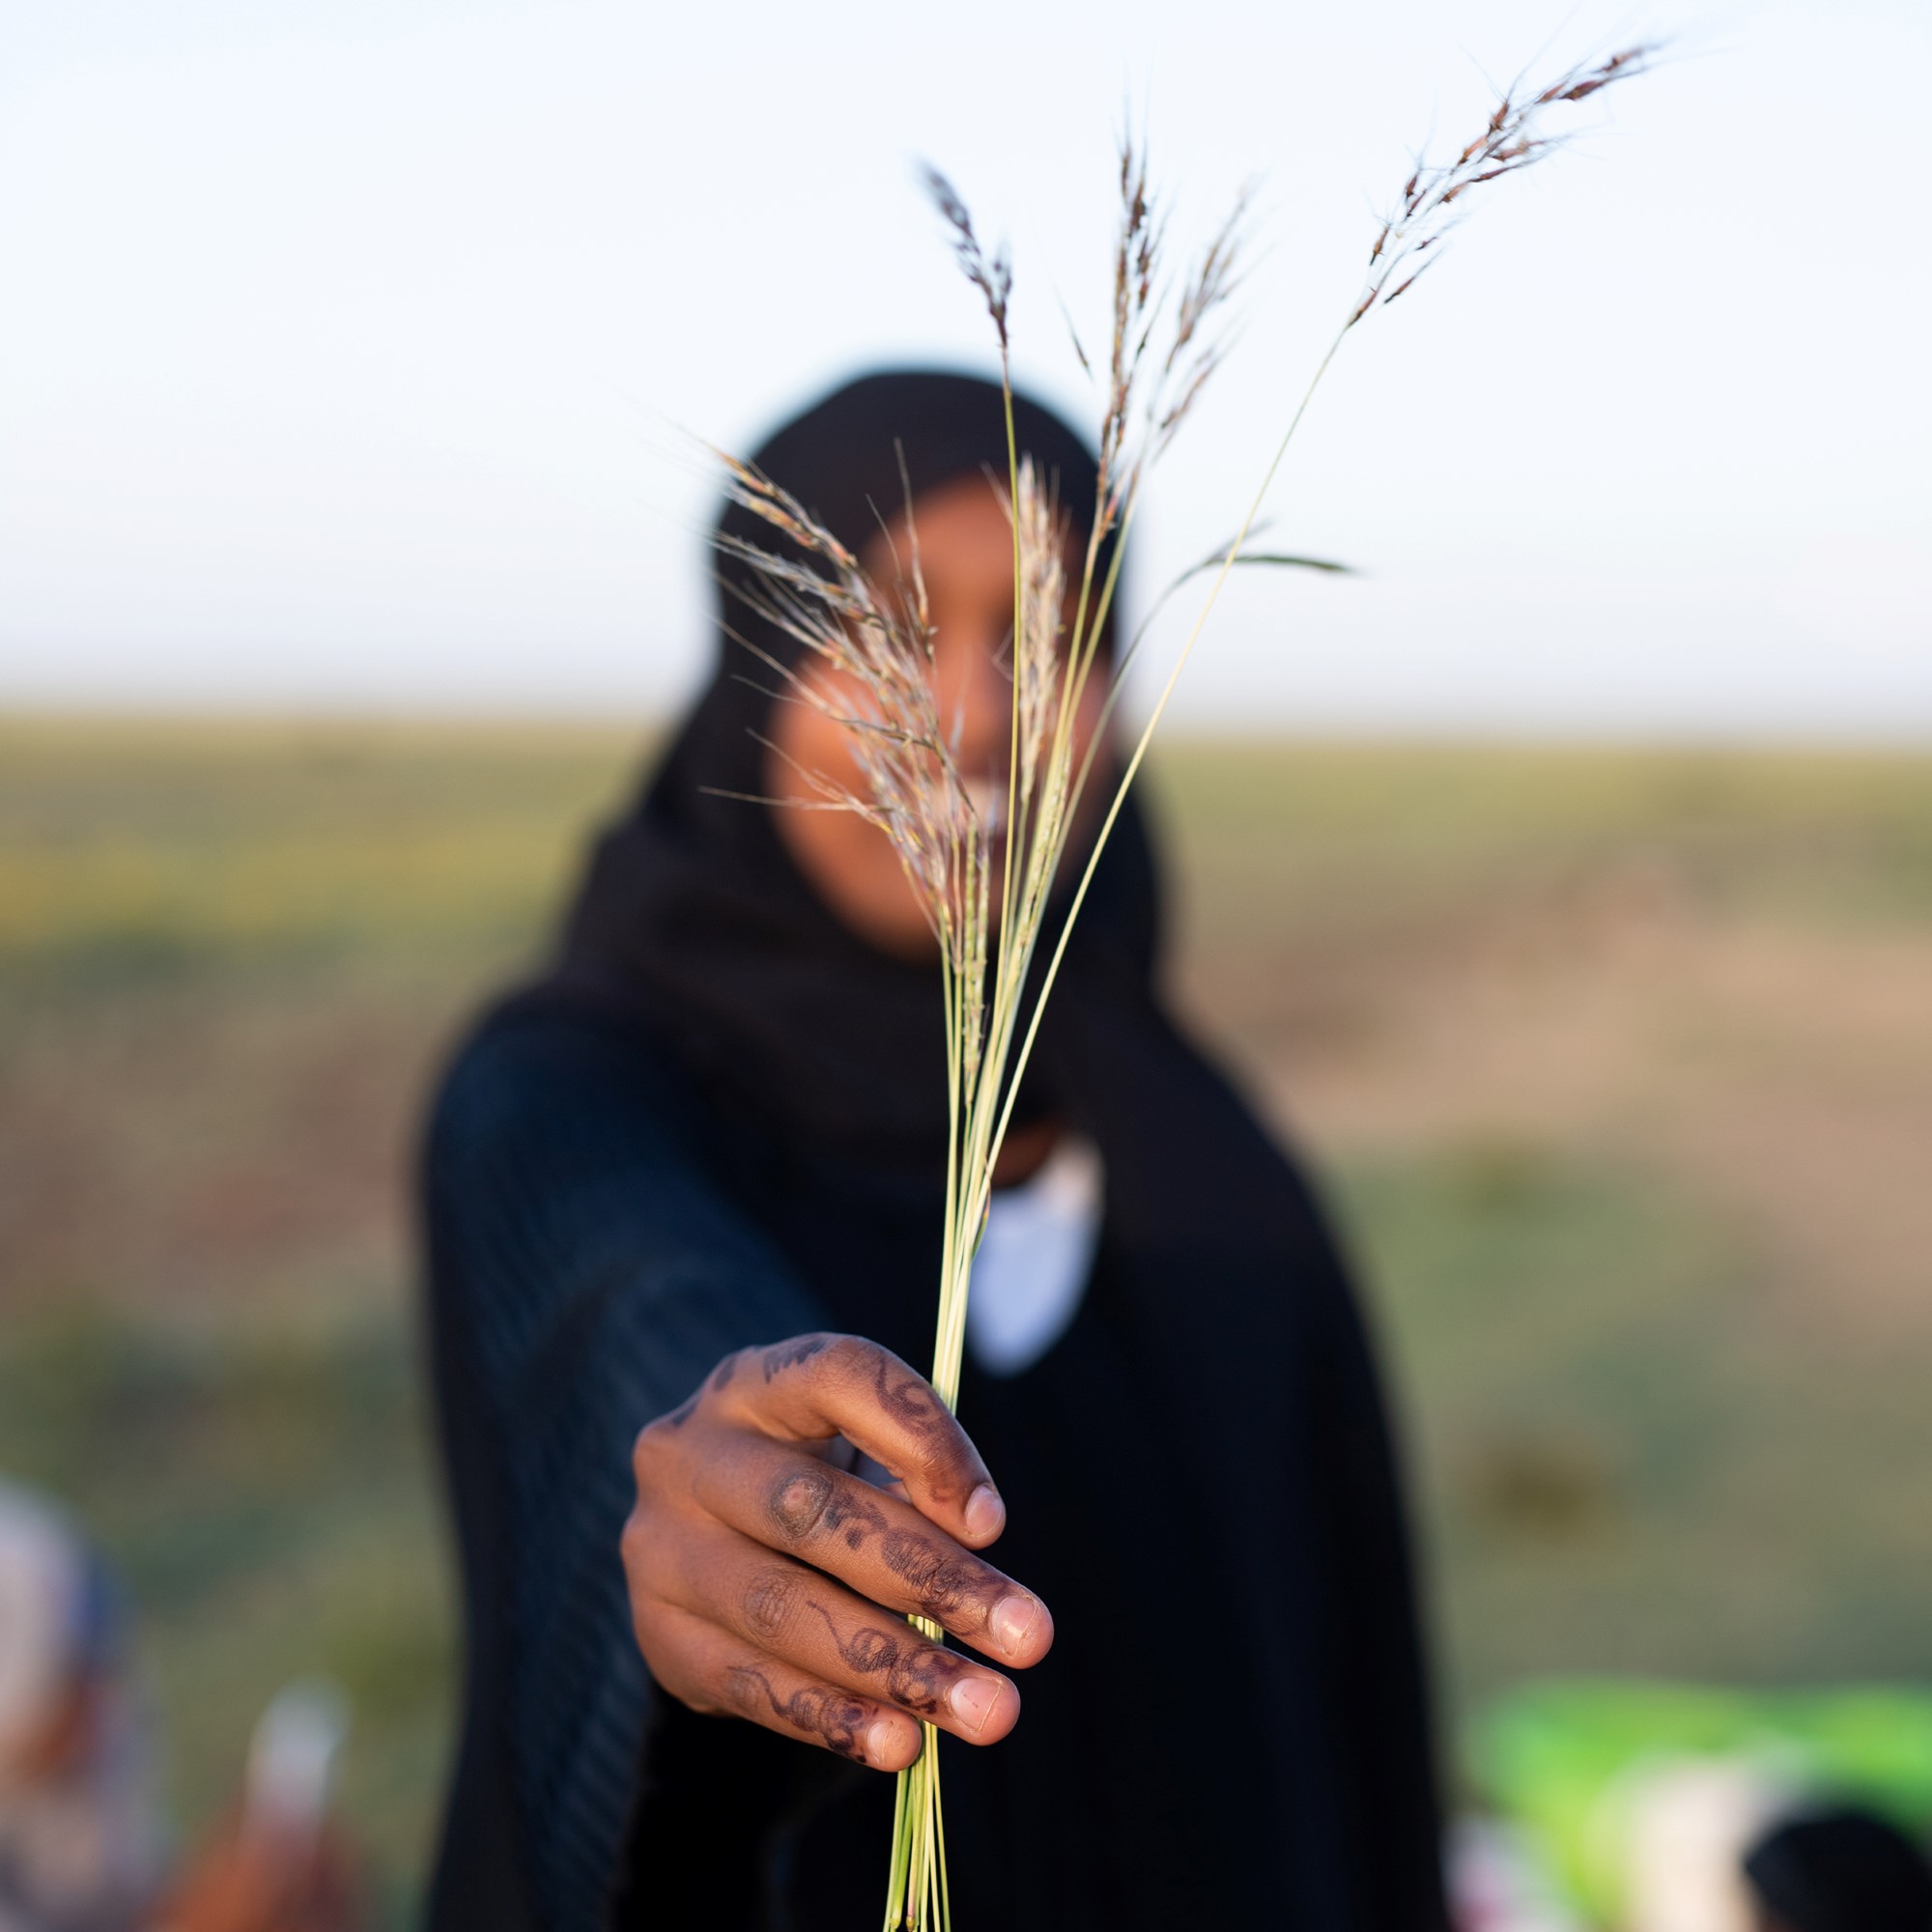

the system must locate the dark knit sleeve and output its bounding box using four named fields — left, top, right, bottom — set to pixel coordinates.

left=420, top=1009, right=826, bottom=1932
